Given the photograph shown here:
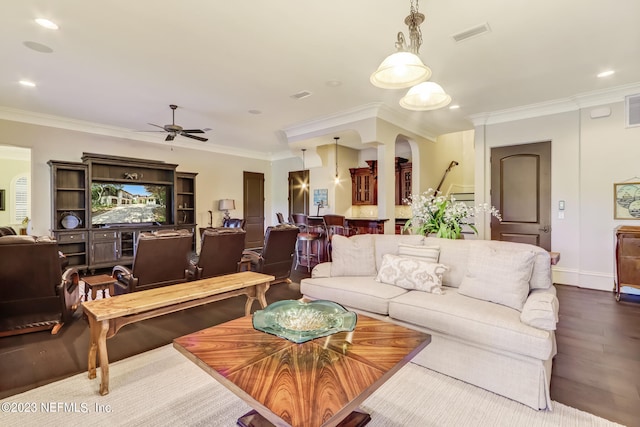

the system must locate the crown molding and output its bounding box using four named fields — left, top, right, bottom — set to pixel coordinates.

left=469, top=82, right=640, bottom=126
left=282, top=102, right=438, bottom=143
left=0, top=106, right=274, bottom=161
